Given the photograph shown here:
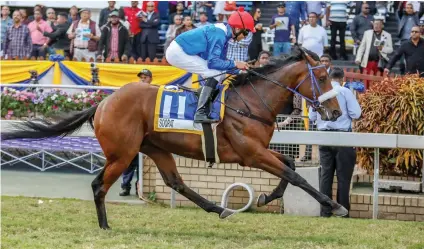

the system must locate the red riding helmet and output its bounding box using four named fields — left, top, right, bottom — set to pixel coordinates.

left=228, top=7, right=256, bottom=33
